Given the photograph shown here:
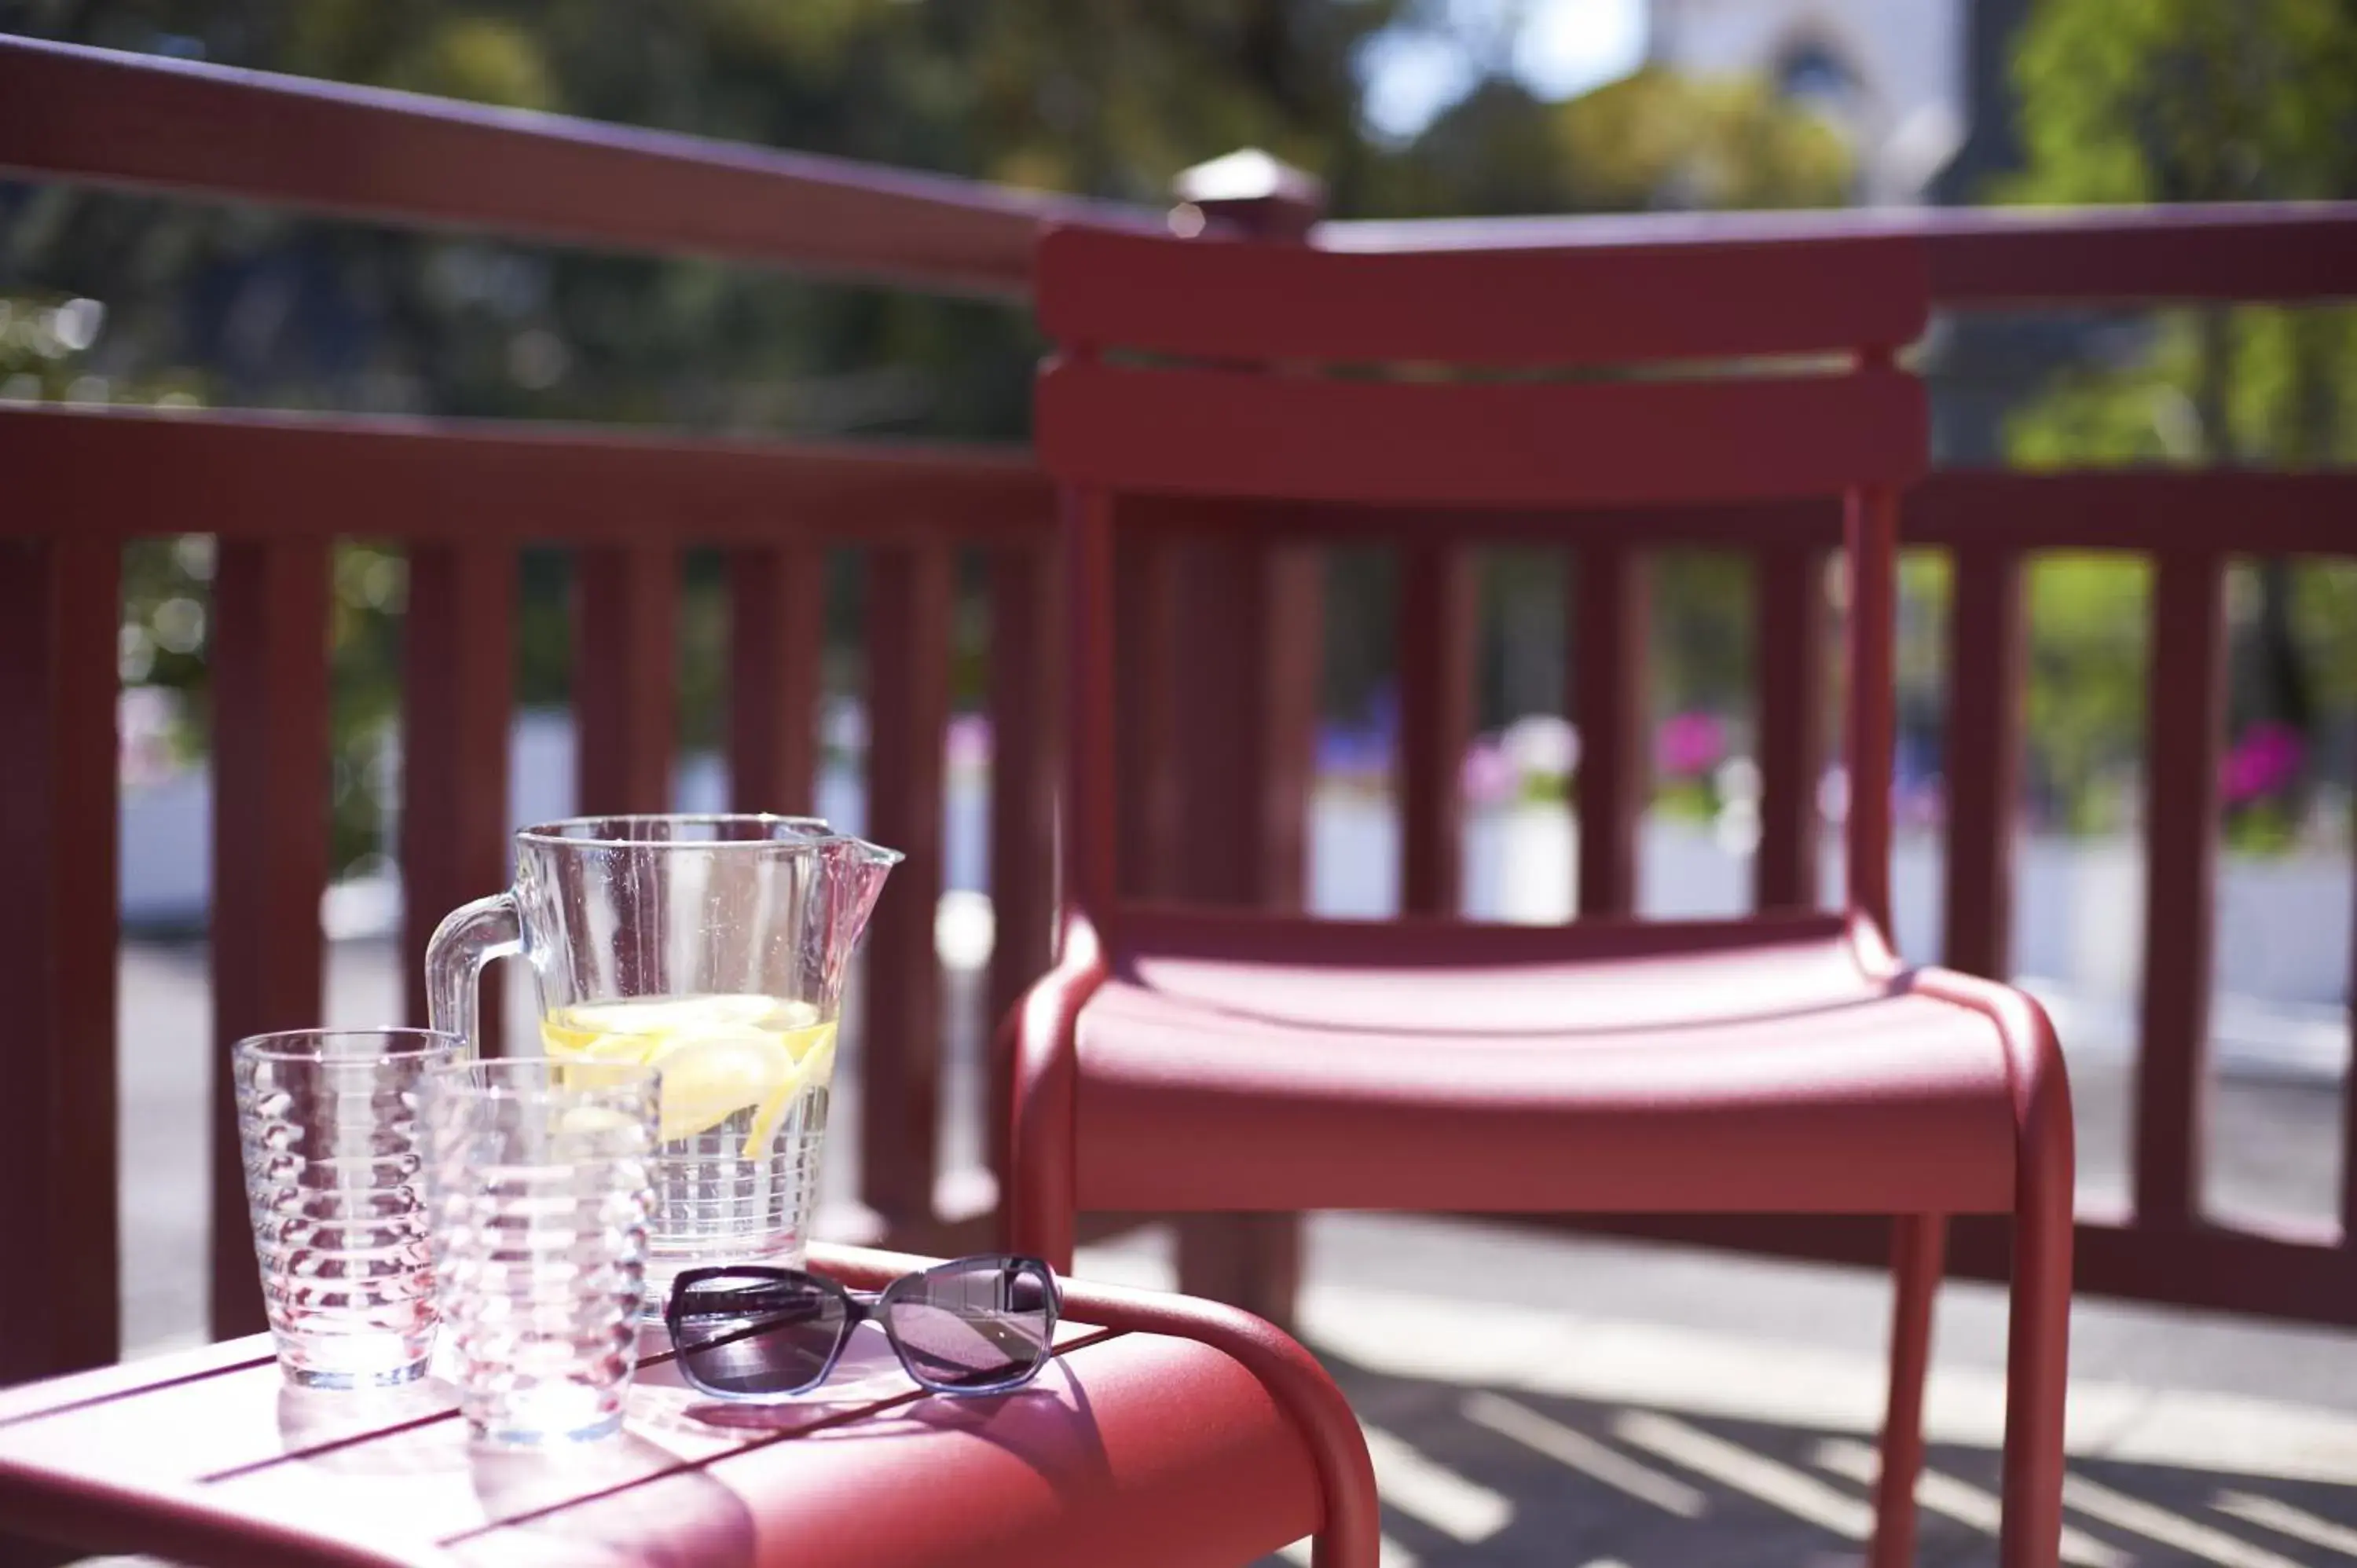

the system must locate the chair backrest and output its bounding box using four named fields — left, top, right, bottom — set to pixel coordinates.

left=1033, top=224, right=1930, bottom=934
